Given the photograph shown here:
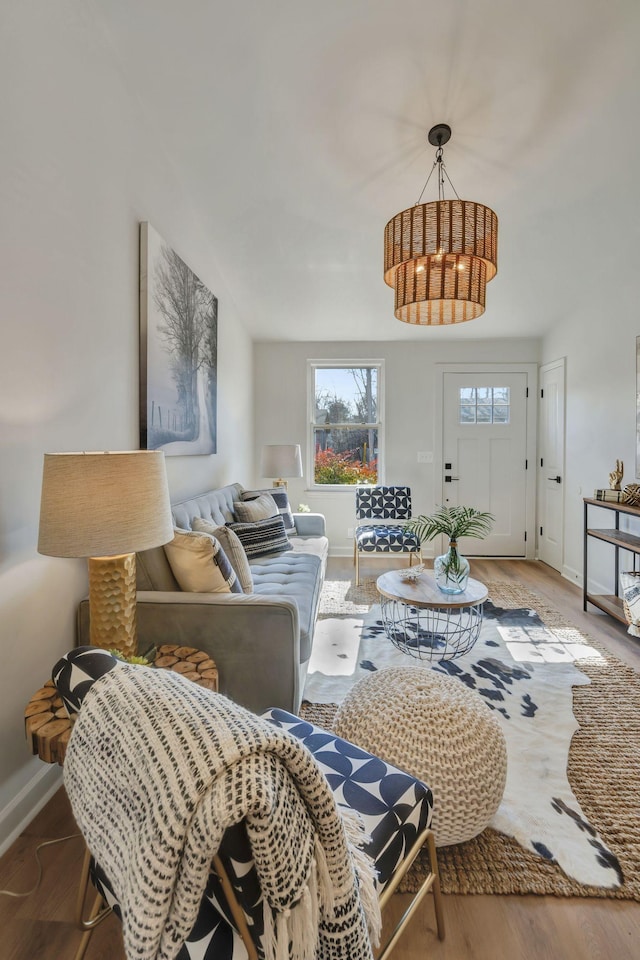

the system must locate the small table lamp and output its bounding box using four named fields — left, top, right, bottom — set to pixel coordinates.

left=260, top=443, right=303, bottom=489
left=38, top=450, right=174, bottom=657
